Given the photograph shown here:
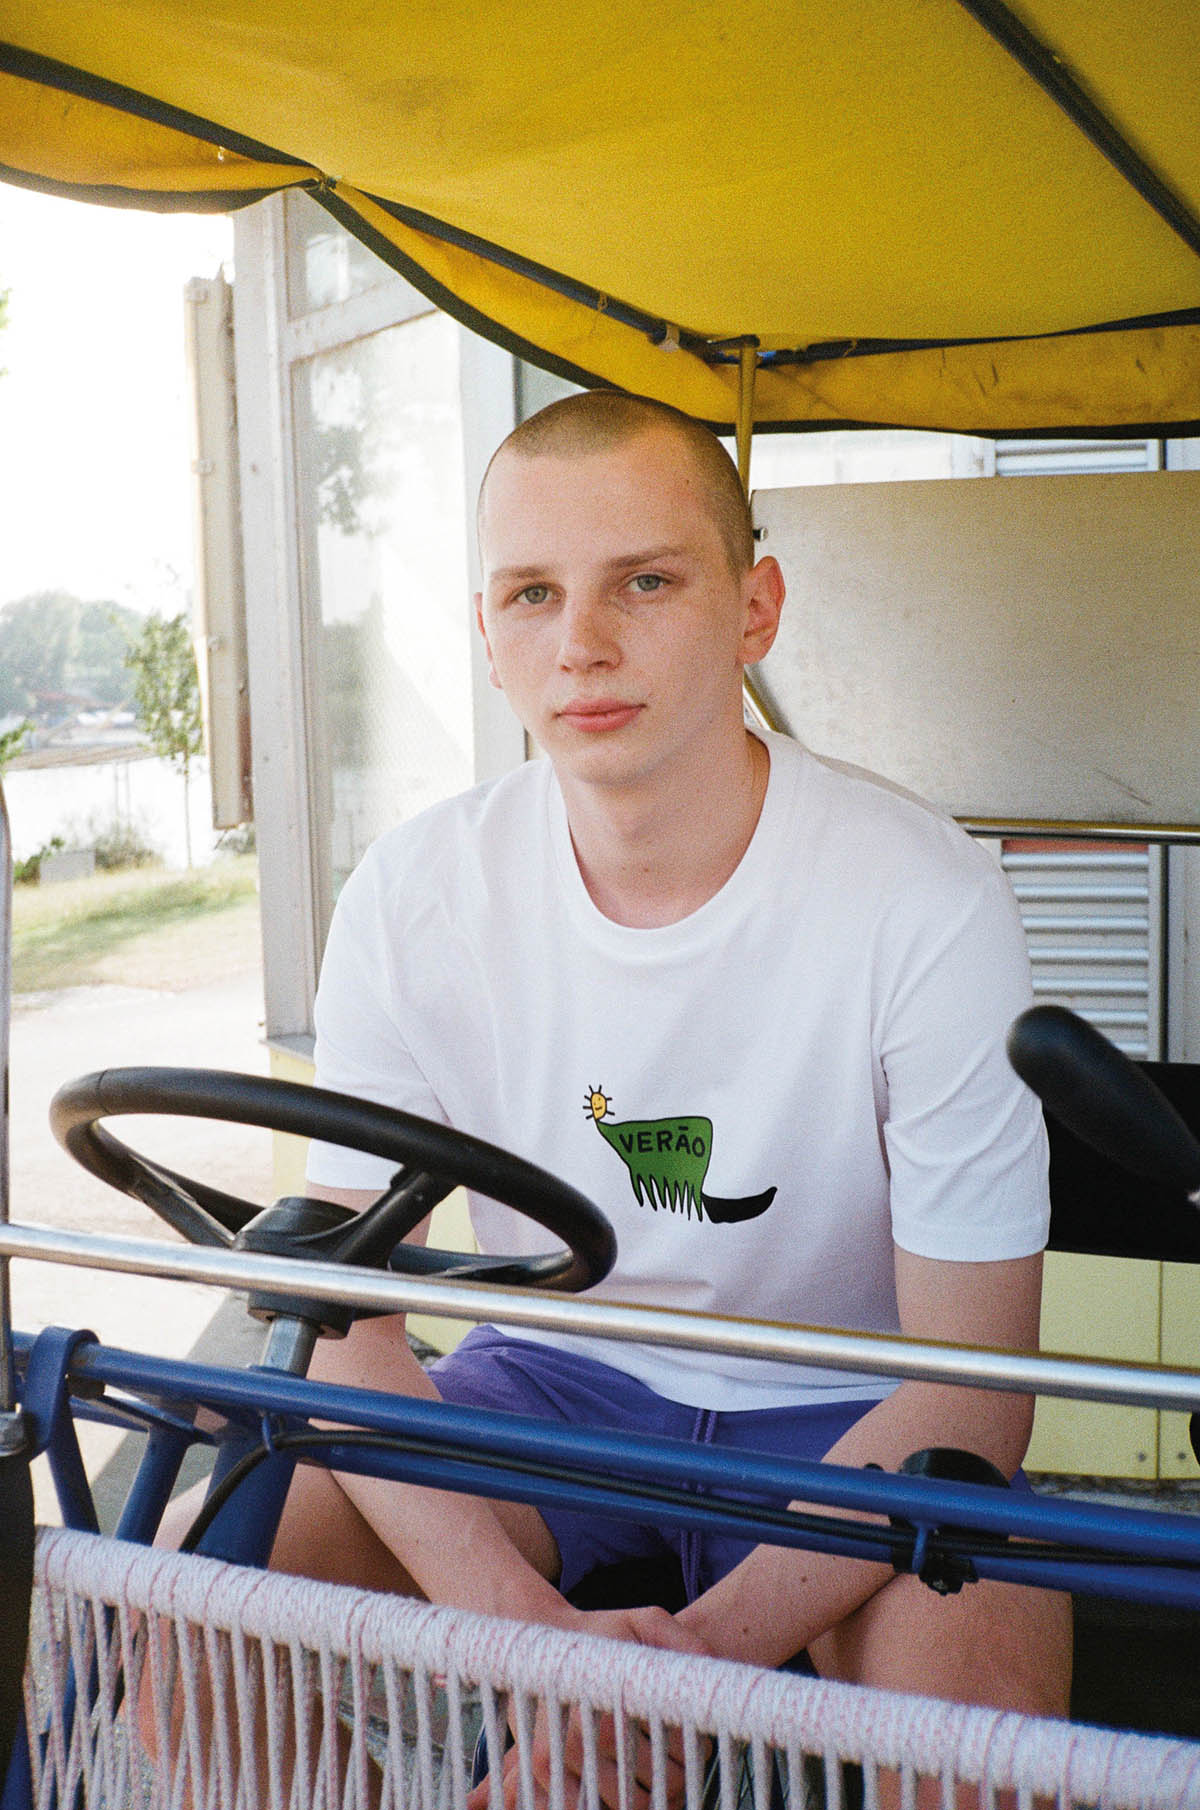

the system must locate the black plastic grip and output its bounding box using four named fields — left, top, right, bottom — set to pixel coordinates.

left=1007, top=1004, right=1200, bottom=1198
